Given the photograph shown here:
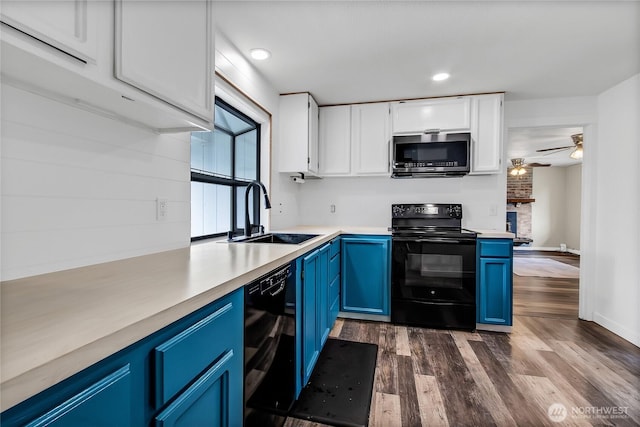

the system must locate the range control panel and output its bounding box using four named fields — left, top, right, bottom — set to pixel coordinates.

left=392, top=203, right=462, bottom=219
